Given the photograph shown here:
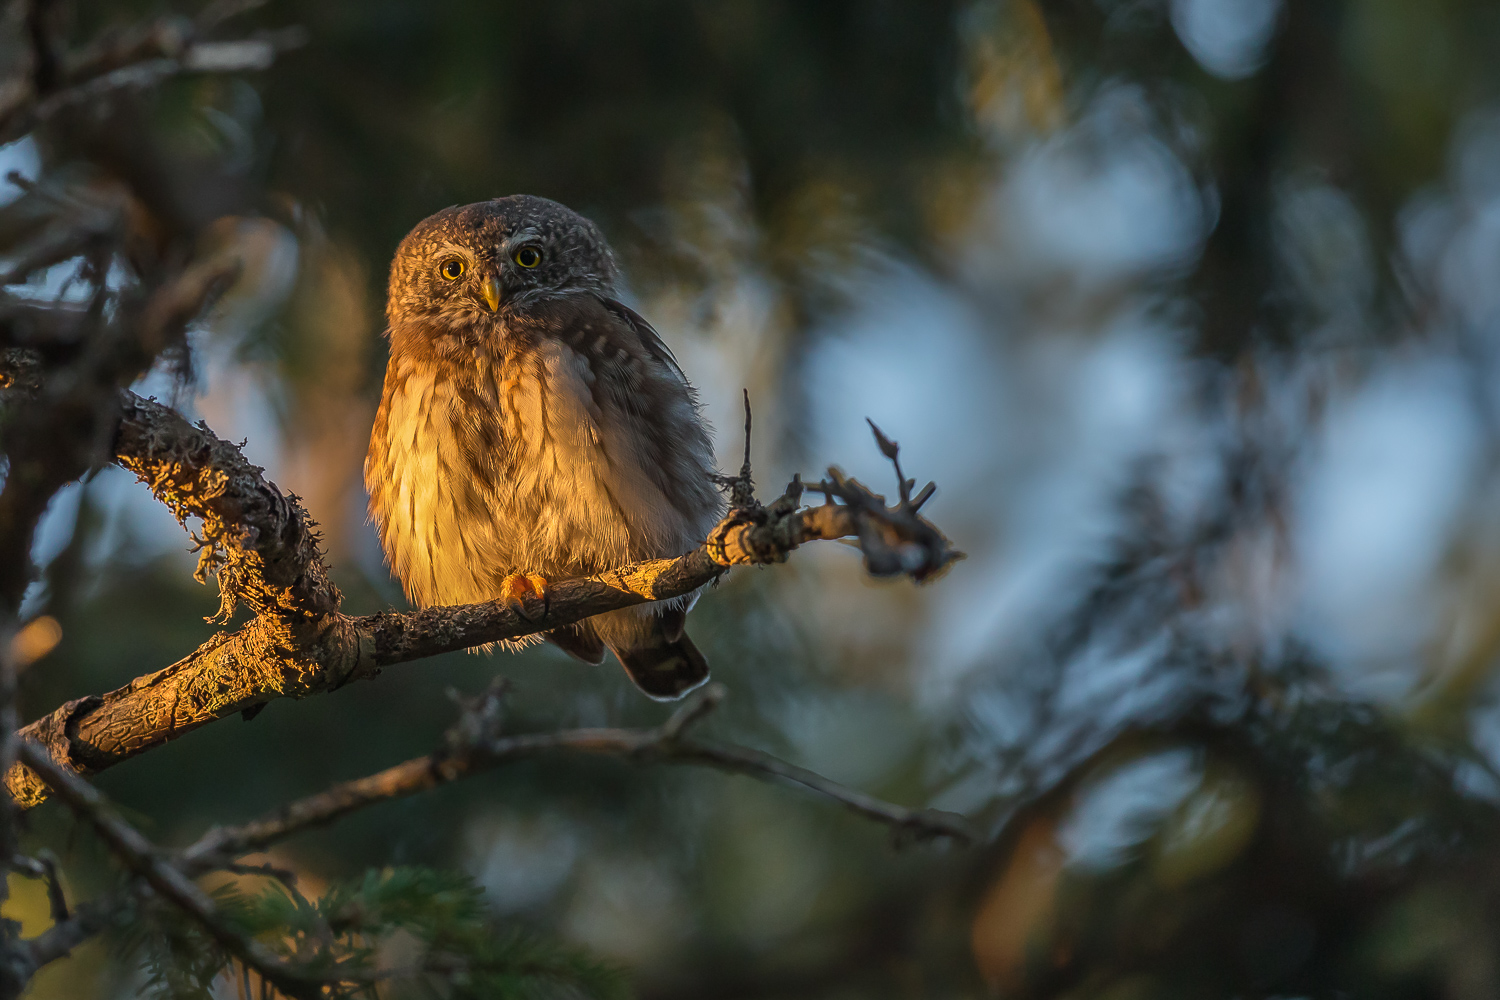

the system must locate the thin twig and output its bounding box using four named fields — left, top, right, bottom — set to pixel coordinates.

left=37, top=851, right=68, bottom=923
left=866, top=418, right=909, bottom=504
left=8, top=851, right=71, bottom=922
left=715, top=389, right=756, bottom=509
left=734, top=388, right=754, bottom=505
left=658, top=739, right=976, bottom=843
